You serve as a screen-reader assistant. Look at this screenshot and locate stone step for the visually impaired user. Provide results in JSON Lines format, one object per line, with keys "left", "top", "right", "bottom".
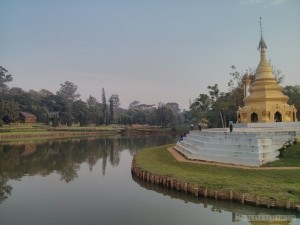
{"left": 175, "top": 144, "right": 264, "bottom": 166}
{"left": 177, "top": 141, "right": 279, "bottom": 161}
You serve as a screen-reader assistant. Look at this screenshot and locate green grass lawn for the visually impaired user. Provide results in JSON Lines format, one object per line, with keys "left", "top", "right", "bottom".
{"left": 0, "top": 123, "right": 118, "bottom": 142}
{"left": 263, "top": 143, "right": 300, "bottom": 167}
{"left": 135, "top": 144, "right": 300, "bottom": 203}
{"left": 0, "top": 123, "right": 116, "bottom": 132}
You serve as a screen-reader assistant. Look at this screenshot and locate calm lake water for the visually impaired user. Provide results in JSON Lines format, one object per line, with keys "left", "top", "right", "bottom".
{"left": 0, "top": 134, "right": 299, "bottom": 225}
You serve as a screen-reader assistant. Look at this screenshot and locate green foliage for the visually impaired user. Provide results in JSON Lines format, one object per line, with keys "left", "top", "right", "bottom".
{"left": 0, "top": 66, "right": 13, "bottom": 92}
{"left": 0, "top": 120, "right": 3, "bottom": 126}
{"left": 79, "top": 113, "right": 88, "bottom": 127}
{"left": 108, "top": 94, "right": 120, "bottom": 124}
{"left": 284, "top": 85, "right": 300, "bottom": 120}
{"left": 35, "top": 106, "right": 49, "bottom": 123}
{"left": 190, "top": 85, "right": 231, "bottom": 127}
{"left": 56, "top": 81, "right": 80, "bottom": 103}
{"left": 0, "top": 100, "right": 19, "bottom": 123}
{"left": 52, "top": 115, "right": 60, "bottom": 127}
{"left": 72, "top": 100, "right": 88, "bottom": 124}
{"left": 96, "top": 115, "right": 104, "bottom": 126}
{"left": 102, "top": 88, "right": 107, "bottom": 124}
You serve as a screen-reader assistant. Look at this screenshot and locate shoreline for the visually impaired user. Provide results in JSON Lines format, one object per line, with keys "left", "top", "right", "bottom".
{"left": 0, "top": 130, "right": 118, "bottom": 142}
{"left": 0, "top": 125, "right": 185, "bottom": 142}
{"left": 132, "top": 146, "right": 300, "bottom": 211}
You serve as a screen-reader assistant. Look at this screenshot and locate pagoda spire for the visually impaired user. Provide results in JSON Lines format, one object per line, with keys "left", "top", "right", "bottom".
{"left": 257, "top": 17, "right": 268, "bottom": 65}
{"left": 258, "top": 17, "right": 267, "bottom": 51}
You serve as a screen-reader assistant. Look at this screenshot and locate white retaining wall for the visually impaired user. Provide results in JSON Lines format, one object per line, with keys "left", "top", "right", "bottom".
{"left": 175, "top": 125, "right": 300, "bottom": 167}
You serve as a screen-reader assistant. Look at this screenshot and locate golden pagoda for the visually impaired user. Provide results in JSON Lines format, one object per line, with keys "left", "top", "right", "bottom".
{"left": 237, "top": 19, "right": 297, "bottom": 123}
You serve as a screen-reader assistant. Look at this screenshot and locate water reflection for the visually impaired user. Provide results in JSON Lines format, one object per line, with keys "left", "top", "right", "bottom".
{"left": 1, "top": 134, "right": 299, "bottom": 225}
{"left": 0, "top": 134, "right": 177, "bottom": 203}
{"left": 132, "top": 172, "right": 300, "bottom": 225}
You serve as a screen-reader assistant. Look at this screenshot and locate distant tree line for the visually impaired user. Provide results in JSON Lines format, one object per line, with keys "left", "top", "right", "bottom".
{"left": 0, "top": 66, "right": 191, "bottom": 127}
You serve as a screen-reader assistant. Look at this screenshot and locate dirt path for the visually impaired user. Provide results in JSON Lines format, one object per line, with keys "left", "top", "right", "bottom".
{"left": 167, "top": 147, "right": 300, "bottom": 170}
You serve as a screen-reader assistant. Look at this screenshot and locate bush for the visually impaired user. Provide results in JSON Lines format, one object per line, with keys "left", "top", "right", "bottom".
{"left": 0, "top": 119, "right": 3, "bottom": 126}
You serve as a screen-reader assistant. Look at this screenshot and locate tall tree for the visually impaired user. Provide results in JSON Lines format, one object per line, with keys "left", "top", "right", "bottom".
{"left": 108, "top": 94, "right": 120, "bottom": 123}
{"left": 56, "top": 81, "right": 80, "bottom": 103}
{"left": 56, "top": 81, "right": 79, "bottom": 125}
{"left": 86, "top": 95, "right": 103, "bottom": 124}
{"left": 0, "top": 66, "right": 13, "bottom": 93}
{"left": 101, "top": 88, "right": 107, "bottom": 124}
{"left": 109, "top": 97, "right": 114, "bottom": 124}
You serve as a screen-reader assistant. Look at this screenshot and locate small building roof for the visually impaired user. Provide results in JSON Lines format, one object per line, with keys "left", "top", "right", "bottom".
{"left": 19, "top": 112, "right": 37, "bottom": 118}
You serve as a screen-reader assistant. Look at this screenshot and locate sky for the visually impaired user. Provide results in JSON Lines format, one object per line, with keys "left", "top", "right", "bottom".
{"left": 1, "top": 0, "right": 300, "bottom": 110}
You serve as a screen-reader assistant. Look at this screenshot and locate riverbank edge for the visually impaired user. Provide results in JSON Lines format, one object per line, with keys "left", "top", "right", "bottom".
{"left": 0, "top": 127, "right": 184, "bottom": 142}
{"left": 0, "top": 130, "right": 118, "bottom": 142}
{"left": 131, "top": 148, "right": 300, "bottom": 212}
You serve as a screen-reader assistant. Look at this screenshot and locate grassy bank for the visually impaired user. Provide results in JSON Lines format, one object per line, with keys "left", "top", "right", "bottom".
{"left": 134, "top": 144, "right": 300, "bottom": 204}
{"left": 263, "top": 143, "right": 300, "bottom": 167}
{"left": 0, "top": 123, "right": 118, "bottom": 142}
{"left": 0, "top": 123, "right": 182, "bottom": 142}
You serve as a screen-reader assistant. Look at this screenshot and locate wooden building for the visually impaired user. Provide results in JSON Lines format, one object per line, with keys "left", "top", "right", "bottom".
{"left": 19, "top": 112, "right": 37, "bottom": 123}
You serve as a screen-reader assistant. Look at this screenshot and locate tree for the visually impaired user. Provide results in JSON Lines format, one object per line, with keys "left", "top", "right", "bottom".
{"left": 39, "top": 89, "right": 54, "bottom": 98}
{"left": 6, "top": 88, "right": 42, "bottom": 119}
{"left": 127, "top": 101, "right": 156, "bottom": 125}
{"left": 128, "top": 101, "right": 145, "bottom": 124}
{"left": 190, "top": 93, "right": 210, "bottom": 124}
{"left": 269, "top": 61, "right": 285, "bottom": 84}
{"left": 181, "top": 109, "right": 192, "bottom": 126}
{"left": 72, "top": 100, "right": 89, "bottom": 126}
{"left": 102, "top": 88, "right": 108, "bottom": 124}
{"left": 211, "top": 92, "right": 233, "bottom": 128}
{"left": 35, "top": 106, "right": 49, "bottom": 124}
{"left": 86, "top": 96, "right": 103, "bottom": 125}
{"left": 87, "top": 95, "right": 98, "bottom": 109}
{"left": 225, "top": 66, "right": 257, "bottom": 123}
{"left": 166, "top": 102, "right": 182, "bottom": 126}
{"left": 56, "top": 81, "right": 80, "bottom": 103}
{"left": 0, "top": 66, "right": 13, "bottom": 93}
{"left": 109, "top": 97, "right": 114, "bottom": 124}
{"left": 284, "top": 85, "right": 300, "bottom": 120}
{"left": 108, "top": 94, "right": 120, "bottom": 123}
{"left": 190, "top": 84, "right": 231, "bottom": 128}
{"left": 156, "top": 102, "right": 175, "bottom": 127}
{"left": 0, "top": 100, "right": 19, "bottom": 123}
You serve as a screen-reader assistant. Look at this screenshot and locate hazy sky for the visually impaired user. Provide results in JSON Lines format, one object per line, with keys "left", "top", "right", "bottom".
{"left": 1, "top": 0, "right": 299, "bottom": 110}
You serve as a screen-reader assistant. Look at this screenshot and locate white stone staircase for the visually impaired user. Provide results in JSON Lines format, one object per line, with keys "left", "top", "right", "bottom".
{"left": 175, "top": 125, "right": 300, "bottom": 166}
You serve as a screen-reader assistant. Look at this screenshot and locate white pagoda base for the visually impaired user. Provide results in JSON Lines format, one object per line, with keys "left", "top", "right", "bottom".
{"left": 175, "top": 123, "right": 300, "bottom": 167}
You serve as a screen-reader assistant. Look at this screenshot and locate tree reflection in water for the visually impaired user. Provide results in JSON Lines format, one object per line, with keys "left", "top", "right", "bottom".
{"left": 0, "top": 134, "right": 177, "bottom": 203}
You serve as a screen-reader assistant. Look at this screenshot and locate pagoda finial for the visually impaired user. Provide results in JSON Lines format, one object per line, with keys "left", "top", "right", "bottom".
{"left": 258, "top": 17, "right": 267, "bottom": 51}
{"left": 259, "top": 16, "right": 262, "bottom": 36}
